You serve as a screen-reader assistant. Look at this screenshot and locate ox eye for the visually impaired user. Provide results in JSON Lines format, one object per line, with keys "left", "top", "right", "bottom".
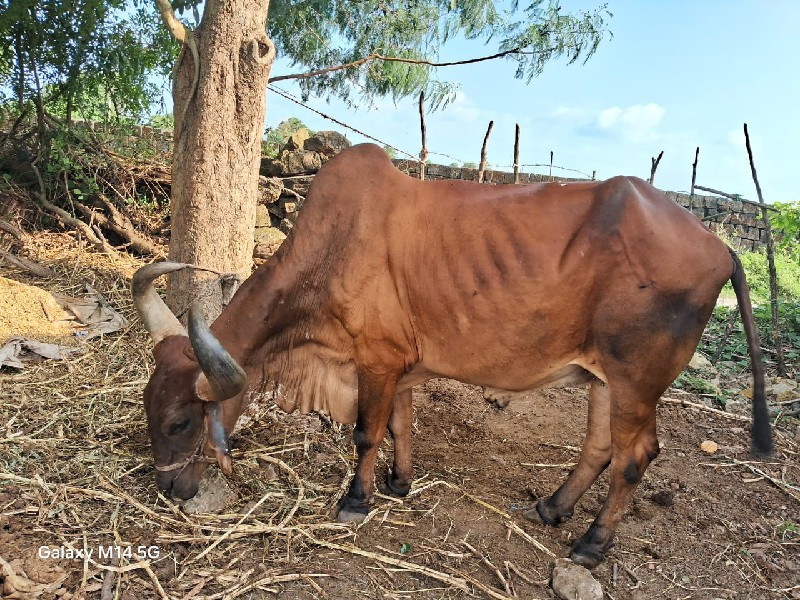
{"left": 167, "top": 418, "right": 191, "bottom": 436}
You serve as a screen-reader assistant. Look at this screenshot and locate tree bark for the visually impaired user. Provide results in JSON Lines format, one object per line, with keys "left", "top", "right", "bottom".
{"left": 162, "top": 0, "right": 275, "bottom": 319}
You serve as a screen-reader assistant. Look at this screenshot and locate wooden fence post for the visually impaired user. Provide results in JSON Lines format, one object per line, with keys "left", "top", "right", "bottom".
{"left": 649, "top": 150, "right": 664, "bottom": 184}
{"left": 418, "top": 91, "right": 427, "bottom": 181}
{"left": 744, "top": 123, "right": 786, "bottom": 376}
{"left": 478, "top": 120, "right": 494, "bottom": 183}
{"left": 513, "top": 124, "right": 520, "bottom": 184}
{"left": 689, "top": 146, "right": 700, "bottom": 214}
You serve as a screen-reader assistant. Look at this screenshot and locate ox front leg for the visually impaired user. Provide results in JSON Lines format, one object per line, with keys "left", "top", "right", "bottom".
{"left": 386, "top": 388, "right": 414, "bottom": 496}
{"left": 336, "top": 369, "right": 398, "bottom": 523}
{"left": 570, "top": 387, "right": 660, "bottom": 568}
{"left": 527, "top": 380, "right": 611, "bottom": 527}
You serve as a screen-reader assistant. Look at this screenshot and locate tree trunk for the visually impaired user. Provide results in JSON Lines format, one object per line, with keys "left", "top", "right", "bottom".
{"left": 166, "top": 0, "right": 274, "bottom": 319}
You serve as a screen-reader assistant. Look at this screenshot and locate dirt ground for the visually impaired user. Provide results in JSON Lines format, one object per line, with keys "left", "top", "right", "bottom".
{"left": 1, "top": 235, "right": 798, "bottom": 599}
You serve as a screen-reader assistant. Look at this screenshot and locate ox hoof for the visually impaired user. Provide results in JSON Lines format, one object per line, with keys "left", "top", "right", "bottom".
{"left": 335, "top": 498, "right": 369, "bottom": 524}
{"left": 385, "top": 472, "right": 412, "bottom": 497}
{"left": 569, "top": 547, "right": 605, "bottom": 569}
{"left": 524, "top": 498, "right": 571, "bottom": 527}
{"left": 570, "top": 533, "right": 613, "bottom": 569}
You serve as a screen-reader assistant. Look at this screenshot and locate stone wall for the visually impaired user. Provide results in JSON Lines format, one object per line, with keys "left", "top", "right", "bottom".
{"left": 68, "top": 119, "right": 173, "bottom": 155}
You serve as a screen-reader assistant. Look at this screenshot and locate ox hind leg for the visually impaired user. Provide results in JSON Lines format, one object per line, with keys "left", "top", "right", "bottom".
{"left": 567, "top": 295, "right": 712, "bottom": 567}
{"left": 525, "top": 379, "right": 612, "bottom": 526}
{"left": 386, "top": 388, "right": 414, "bottom": 496}
{"left": 568, "top": 377, "right": 661, "bottom": 568}
{"left": 337, "top": 368, "right": 399, "bottom": 523}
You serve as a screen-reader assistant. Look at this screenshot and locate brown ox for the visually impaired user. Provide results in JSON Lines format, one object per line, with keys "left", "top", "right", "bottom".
{"left": 132, "top": 143, "right": 771, "bottom": 567}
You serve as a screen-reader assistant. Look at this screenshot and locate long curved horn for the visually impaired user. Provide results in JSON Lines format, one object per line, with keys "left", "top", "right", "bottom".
{"left": 131, "top": 262, "right": 189, "bottom": 344}
{"left": 187, "top": 301, "right": 247, "bottom": 402}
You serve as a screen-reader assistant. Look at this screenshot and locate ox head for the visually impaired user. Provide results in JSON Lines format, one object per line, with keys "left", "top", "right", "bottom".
{"left": 132, "top": 262, "right": 246, "bottom": 499}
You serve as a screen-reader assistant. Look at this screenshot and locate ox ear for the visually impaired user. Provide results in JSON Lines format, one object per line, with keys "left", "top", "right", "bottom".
{"left": 131, "top": 262, "right": 188, "bottom": 345}
{"left": 187, "top": 301, "right": 247, "bottom": 403}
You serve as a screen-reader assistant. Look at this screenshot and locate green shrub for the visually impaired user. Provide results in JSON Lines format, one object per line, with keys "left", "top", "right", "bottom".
{"left": 771, "top": 201, "right": 800, "bottom": 259}
{"left": 737, "top": 250, "right": 800, "bottom": 302}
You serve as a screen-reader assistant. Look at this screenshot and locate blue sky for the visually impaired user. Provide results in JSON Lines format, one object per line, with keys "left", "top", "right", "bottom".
{"left": 263, "top": 0, "right": 799, "bottom": 203}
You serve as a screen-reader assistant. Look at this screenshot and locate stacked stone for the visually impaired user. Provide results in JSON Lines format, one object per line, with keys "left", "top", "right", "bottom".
{"left": 667, "top": 192, "right": 766, "bottom": 250}
{"left": 253, "top": 130, "right": 352, "bottom": 262}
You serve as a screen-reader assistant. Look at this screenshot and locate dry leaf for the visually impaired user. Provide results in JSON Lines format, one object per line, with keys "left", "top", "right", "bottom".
{"left": 0, "top": 337, "right": 83, "bottom": 370}
{"left": 54, "top": 283, "right": 128, "bottom": 338}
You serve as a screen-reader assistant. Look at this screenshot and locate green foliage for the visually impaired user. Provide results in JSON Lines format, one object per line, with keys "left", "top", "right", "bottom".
{"left": 700, "top": 302, "right": 800, "bottom": 372}
{"left": 1, "top": 1, "right": 610, "bottom": 122}
{"left": 383, "top": 145, "right": 398, "bottom": 159}
{"left": 771, "top": 201, "right": 800, "bottom": 259}
{"left": 737, "top": 250, "right": 800, "bottom": 302}
{"left": 147, "top": 114, "right": 175, "bottom": 129}
{"left": 266, "top": 0, "right": 611, "bottom": 108}
{"left": 262, "top": 117, "right": 314, "bottom": 158}
{"left": 0, "top": 0, "right": 176, "bottom": 121}
{"left": 672, "top": 371, "right": 720, "bottom": 396}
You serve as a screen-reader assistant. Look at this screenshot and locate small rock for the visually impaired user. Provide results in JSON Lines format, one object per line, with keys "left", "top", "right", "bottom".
{"left": 279, "top": 218, "right": 294, "bottom": 234}
{"left": 303, "top": 130, "right": 351, "bottom": 157}
{"left": 688, "top": 352, "right": 712, "bottom": 370}
{"left": 700, "top": 440, "right": 719, "bottom": 454}
{"left": 259, "top": 176, "right": 284, "bottom": 204}
{"left": 551, "top": 558, "right": 603, "bottom": 600}
{"left": 769, "top": 380, "right": 799, "bottom": 402}
{"left": 255, "top": 204, "right": 272, "bottom": 228}
{"left": 254, "top": 226, "right": 286, "bottom": 246}
{"left": 181, "top": 469, "right": 236, "bottom": 514}
{"left": 283, "top": 128, "right": 310, "bottom": 151}
{"left": 649, "top": 490, "right": 675, "bottom": 507}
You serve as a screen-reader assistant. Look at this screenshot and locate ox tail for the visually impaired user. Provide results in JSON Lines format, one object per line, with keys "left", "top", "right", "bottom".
{"left": 728, "top": 248, "right": 773, "bottom": 456}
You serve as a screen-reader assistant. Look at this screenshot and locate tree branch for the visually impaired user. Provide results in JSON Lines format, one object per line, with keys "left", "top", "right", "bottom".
{"left": 154, "top": 0, "right": 188, "bottom": 44}
{"left": 154, "top": 0, "right": 199, "bottom": 135}
{"left": 268, "top": 47, "right": 559, "bottom": 83}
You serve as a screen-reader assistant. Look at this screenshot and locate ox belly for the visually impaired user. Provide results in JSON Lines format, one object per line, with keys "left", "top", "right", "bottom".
{"left": 480, "top": 363, "right": 596, "bottom": 408}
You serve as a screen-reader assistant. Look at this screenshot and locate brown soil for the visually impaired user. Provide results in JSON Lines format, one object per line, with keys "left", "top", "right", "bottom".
{"left": 1, "top": 234, "right": 798, "bottom": 600}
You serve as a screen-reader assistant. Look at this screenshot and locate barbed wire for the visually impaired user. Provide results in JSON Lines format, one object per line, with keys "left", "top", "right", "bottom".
{"left": 267, "top": 84, "right": 595, "bottom": 179}
{"left": 267, "top": 85, "right": 419, "bottom": 160}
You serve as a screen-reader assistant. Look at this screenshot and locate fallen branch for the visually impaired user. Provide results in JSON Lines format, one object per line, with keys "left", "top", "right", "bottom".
{"left": 730, "top": 458, "right": 800, "bottom": 503}
{"left": 462, "top": 539, "right": 512, "bottom": 596}
{"left": 693, "top": 185, "right": 777, "bottom": 211}
{"left": 0, "top": 249, "right": 55, "bottom": 278}
{"left": 0, "top": 218, "right": 25, "bottom": 242}
{"left": 661, "top": 397, "right": 750, "bottom": 422}
{"left": 71, "top": 192, "right": 162, "bottom": 256}
{"left": 298, "top": 531, "right": 470, "bottom": 593}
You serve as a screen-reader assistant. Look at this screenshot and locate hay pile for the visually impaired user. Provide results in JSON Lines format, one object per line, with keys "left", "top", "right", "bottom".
{"left": 0, "top": 276, "right": 74, "bottom": 343}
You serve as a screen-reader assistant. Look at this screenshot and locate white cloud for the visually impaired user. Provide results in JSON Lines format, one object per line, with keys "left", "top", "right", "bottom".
{"left": 594, "top": 103, "right": 666, "bottom": 142}
{"left": 550, "top": 106, "right": 591, "bottom": 121}
{"left": 442, "top": 90, "right": 481, "bottom": 124}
